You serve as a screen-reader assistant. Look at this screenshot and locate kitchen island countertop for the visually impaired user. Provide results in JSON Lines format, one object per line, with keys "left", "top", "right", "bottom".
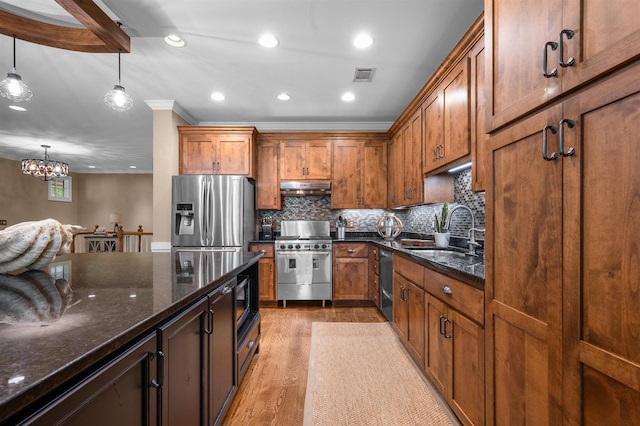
{"left": 0, "top": 250, "right": 261, "bottom": 422}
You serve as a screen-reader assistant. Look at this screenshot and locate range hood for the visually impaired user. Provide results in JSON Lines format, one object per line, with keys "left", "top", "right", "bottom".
{"left": 280, "top": 181, "right": 331, "bottom": 196}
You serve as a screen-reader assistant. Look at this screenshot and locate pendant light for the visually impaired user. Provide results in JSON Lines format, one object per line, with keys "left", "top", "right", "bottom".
{"left": 21, "top": 145, "right": 69, "bottom": 181}
{"left": 0, "top": 35, "right": 33, "bottom": 103}
{"left": 104, "top": 47, "right": 133, "bottom": 112}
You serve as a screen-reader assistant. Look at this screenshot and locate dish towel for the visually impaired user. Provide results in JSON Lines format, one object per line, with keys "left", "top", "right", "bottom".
{"left": 295, "top": 252, "right": 314, "bottom": 285}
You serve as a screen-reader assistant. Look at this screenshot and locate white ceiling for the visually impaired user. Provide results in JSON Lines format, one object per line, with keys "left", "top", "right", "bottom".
{"left": 0, "top": 0, "right": 484, "bottom": 174}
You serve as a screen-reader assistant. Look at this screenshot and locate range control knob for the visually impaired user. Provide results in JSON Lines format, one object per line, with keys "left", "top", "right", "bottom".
{"left": 314, "top": 244, "right": 320, "bottom": 249}
{"left": 287, "top": 244, "right": 293, "bottom": 249}
{"left": 295, "top": 244, "right": 301, "bottom": 249}
{"left": 279, "top": 244, "right": 286, "bottom": 249}
{"left": 321, "top": 244, "right": 327, "bottom": 249}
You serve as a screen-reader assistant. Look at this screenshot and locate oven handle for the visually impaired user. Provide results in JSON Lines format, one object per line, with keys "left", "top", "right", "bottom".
{"left": 276, "top": 251, "right": 332, "bottom": 256}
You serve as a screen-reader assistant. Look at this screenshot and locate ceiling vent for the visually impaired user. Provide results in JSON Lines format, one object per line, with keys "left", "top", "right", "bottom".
{"left": 353, "top": 67, "right": 375, "bottom": 82}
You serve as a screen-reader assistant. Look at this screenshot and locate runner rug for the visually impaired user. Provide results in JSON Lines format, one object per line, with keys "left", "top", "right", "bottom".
{"left": 303, "top": 322, "right": 457, "bottom": 426}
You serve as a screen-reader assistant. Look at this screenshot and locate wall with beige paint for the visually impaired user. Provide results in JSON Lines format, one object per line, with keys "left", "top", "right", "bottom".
{"left": 0, "top": 157, "right": 152, "bottom": 232}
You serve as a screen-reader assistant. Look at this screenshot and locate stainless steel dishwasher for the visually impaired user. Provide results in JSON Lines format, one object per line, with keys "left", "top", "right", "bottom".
{"left": 379, "top": 249, "right": 393, "bottom": 321}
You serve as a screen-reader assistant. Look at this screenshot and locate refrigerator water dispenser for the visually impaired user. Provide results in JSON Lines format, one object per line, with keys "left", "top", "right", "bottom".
{"left": 175, "top": 203, "right": 195, "bottom": 235}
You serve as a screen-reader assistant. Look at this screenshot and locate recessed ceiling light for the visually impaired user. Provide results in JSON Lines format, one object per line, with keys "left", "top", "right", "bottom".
{"left": 353, "top": 33, "right": 373, "bottom": 49}
{"left": 9, "top": 105, "right": 26, "bottom": 111}
{"left": 87, "top": 165, "right": 96, "bottom": 169}
{"left": 277, "top": 93, "right": 291, "bottom": 101}
{"left": 259, "top": 33, "right": 279, "bottom": 48}
{"left": 341, "top": 92, "right": 356, "bottom": 102}
{"left": 164, "top": 34, "right": 186, "bottom": 48}
{"left": 211, "top": 91, "right": 225, "bottom": 101}
{"left": 129, "top": 165, "right": 137, "bottom": 169}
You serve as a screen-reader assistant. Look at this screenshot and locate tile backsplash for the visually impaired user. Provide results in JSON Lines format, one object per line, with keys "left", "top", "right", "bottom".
{"left": 259, "top": 169, "right": 485, "bottom": 239}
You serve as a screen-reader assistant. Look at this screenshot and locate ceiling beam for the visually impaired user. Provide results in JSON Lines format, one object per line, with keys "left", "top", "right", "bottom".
{"left": 0, "top": 0, "right": 129, "bottom": 53}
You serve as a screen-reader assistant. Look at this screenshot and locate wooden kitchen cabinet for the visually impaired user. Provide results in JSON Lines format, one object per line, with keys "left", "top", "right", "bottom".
{"left": 255, "top": 139, "right": 280, "bottom": 210}
{"left": 486, "top": 0, "right": 640, "bottom": 131}
{"left": 392, "top": 255, "right": 426, "bottom": 366}
{"left": 469, "top": 35, "right": 488, "bottom": 192}
{"left": 26, "top": 333, "right": 158, "bottom": 426}
{"left": 279, "top": 140, "right": 332, "bottom": 180}
{"left": 387, "top": 131, "right": 404, "bottom": 208}
{"left": 332, "top": 243, "right": 369, "bottom": 301}
{"left": 423, "top": 267, "right": 484, "bottom": 426}
{"left": 402, "top": 110, "right": 423, "bottom": 204}
{"left": 423, "top": 57, "right": 470, "bottom": 174}
{"left": 179, "top": 127, "right": 256, "bottom": 177}
{"left": 250, "top": 243, "right": 276, "bottom": 303}
{"left": 331, "top": 139, "right": 387, "bottom": 209}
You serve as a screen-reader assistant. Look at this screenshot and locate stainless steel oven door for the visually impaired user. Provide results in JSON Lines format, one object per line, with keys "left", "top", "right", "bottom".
{"left": 276, "top": 251, "right": 331, "bottom": 285}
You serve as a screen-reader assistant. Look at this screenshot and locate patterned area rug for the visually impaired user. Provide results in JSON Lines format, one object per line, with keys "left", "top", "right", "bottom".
{"left": 303, "top": 322, "right": 458, "bottom": 426}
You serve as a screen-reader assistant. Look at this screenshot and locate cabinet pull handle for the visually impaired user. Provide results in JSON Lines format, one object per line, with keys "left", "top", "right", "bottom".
{"left": 248, "top": 340, "right": 256, "bottom": 349}
{"left": 441, "top": 285, "right": 453, "bottom": 295}
{"left": 559, "top": 118, "right": 575, "bottom": 157}
{"left": 542, "top": 125, "right": 558, "bottom": 161}
{"left": 543, "top": 41, "right": 558, "bottom": 78}
{"left": 443, "top": 318, "right": 452, "bottom": 339}
{"left": 151, "top": 351, "right": 165, "bottom": 389}
{"left": 347, "top": 248, "right": 356, "bottom": 253}
{"left": 204, "top": 308, "right": 214, "bottom": 334}
{"left": 434, "top": 146, "right": 439, "bottom": 161}
{"left": 269, "top": 263, "right": 273, "bottom": 272}
{"left": 222, "top": 285, "right": 233, "bottom": 295}
{"left": 439, "top": 315, "right": 445, "bottom": 335}
{"left": 273, "top": 197, "right": 277, "bottom": 205}
{"left": 558, "top": 29, "right": 575, "bottom": 67}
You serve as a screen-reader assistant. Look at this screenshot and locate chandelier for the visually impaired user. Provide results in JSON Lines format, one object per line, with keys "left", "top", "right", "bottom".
{"left": 22, "top": 145, "right": 69, "bottom": 181}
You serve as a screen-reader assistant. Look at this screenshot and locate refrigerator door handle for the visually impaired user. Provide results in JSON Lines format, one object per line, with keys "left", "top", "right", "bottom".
{"left": 201, "top": 178, "right": 209, "bottom": 246}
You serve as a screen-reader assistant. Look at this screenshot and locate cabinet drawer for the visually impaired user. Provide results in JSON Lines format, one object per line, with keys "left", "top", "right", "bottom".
{"left": 393, "top": 255, "right": 424, "bottom": 288}
{"left": 334, "top": 243, "right": 368, "bottom": 257}
{"left": 250, "top": 243, "right": 274, "bottom": 257}
{"left": 423, "top": 267, "right": 483, "bottom": 324}
{"left": 237, "top": 317, "right": 260, "bottom": 379}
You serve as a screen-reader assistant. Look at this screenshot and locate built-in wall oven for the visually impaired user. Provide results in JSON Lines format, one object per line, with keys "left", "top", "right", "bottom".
{"left": 275, "top": 221, "right": 332, "bottom": 307}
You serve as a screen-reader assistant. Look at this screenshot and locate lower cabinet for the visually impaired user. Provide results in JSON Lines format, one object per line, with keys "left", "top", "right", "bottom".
{"left": 24, "top": 333, "right": 159, "bottom": 426}
{"left": 332, "top": 243, "right": 369, "bottom": 301}
{"left": 393, "top": 271, "right": 425, "bottom": 366}
{"left": 369, "top": 245, "right": 380, "bottom": 307}
{"left": 158, "top": 279, "right": 236, "bottom": 426}
{"left": 249, "top": 243, "right": 276, "bottom": 303}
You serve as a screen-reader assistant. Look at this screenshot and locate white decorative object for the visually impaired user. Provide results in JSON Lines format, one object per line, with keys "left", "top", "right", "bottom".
{"left": 0, "top": 219, "right": 83, "bottom": 273}
{"left": 434, "top": 232, "right": 451, "bottom": 248}
{"left": 376, "top": 213, "right": 403, "bottom": 241}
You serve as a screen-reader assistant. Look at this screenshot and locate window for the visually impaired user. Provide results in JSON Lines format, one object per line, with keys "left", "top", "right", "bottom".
{"left": 48, "top": 176, "right": 72, "bottom": 202}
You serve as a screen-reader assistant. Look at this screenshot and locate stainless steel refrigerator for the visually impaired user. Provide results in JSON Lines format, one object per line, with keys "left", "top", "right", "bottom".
{"left": 171, "top": 175, "right": 255, "bottom": 250}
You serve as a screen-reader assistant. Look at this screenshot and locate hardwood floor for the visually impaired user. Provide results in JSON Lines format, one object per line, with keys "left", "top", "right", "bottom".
{"left": 222, "top": 302, "right": 387, "bottom": 425}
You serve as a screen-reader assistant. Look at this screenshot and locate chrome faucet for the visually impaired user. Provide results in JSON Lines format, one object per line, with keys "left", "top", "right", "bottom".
{"left": 445, "top": 205, "right": 485, "bottom": 256}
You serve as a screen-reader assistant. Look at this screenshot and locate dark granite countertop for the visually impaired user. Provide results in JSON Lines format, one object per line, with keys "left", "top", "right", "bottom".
{"left": 0, "top": 250, "right": 261, "bottom": 421}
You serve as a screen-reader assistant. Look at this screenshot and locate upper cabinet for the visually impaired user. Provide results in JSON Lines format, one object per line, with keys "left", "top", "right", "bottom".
{"left": 387, "top": 132, "right": 404, "bottom": 208}
{"left": 469, "top": 35, "right": 488, "bottom": 192}
{"left": 255, "top": 139, "right": 280, "bottom": 210}
{"left": 388, "top": 110, "right": 423, "bottom": 208}
{"left": 179, "top": 127, "right": 256, "bottom": 177}
{"left": 423, "top": 57, "right": 471, "bottom": 174}
{"left": 279, "top": 140, "right": 332, "bottom": 180}
{"left": 332, "top": 138, "right": 387, "bottom": 209}
{"left": 486, "top": 0, "right": 640, "bottom": 131}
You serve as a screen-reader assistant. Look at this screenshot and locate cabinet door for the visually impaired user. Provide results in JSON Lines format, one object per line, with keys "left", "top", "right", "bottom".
{"left": 425, "top": 293, "right": 449, "bottom": 396}
{"left": 392, "top": 272, "right": 409, "bottom": 342}
{"left": 217, "top": 134, "right": 251, "bottom": 175}
{"left": 405, "top": 280, "right": 425, "bottom": 367}
{"left": 486, "top": 0, "right": 563, "bottom": 131}
{"left": 331, "top": 140, "right": 361, "bottom": 208}
{"left": 258, "top": 257, "right": 276, "bottom": 302}
{"left": 279, "top": 141, "right": 306, "bottom": 179}
{"left": 449, "top": 309, "right": 484, "bottom": 426}
{"left": 423, "top": 91, "right": 444, "bottom": 173}
{"left": 442, "top": 58, "right": 470, "bottom": 163}
{"left": 562, "top": 0, "right": 640, "bottom": 94}
{"left": 388, "top": 132, "right": 404, "bottom": 208}
{"left": 306, "top": 140, "right": 332, "bottom": 179}
{"left": 563, "top": 62, "right": 640, "bottom": 425}
{"left": 362, "top": 141, "right": 387, "bottom": 208}
{"left": 333, "top": 257, "right": 368, "bottom": 300}
{"left": 180, "top": 132, "right": 216, "bottom": 174}
{"left": 158, "top": 298, "right": 208, "bottom": 426}
{"left": 208, "top": 286, "right": 236, "bottom": 426}
{"left": 487, "top": 104, "right": 564, "bottom": 425}
{"left": 403, "top": 110, "right": 422, "bottom": 204}
{"left": 469, "top": 36, "right": 489, "bottom": 192}
{"left": 256, "top": 141, "right": 280, "bottom": 209}
{"left": 28, "top": 334, "right": 158, "bottom": 426}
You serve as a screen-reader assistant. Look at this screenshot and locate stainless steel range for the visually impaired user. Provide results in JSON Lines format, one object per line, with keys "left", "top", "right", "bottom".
{"left": 276, "top": 221, "right": 332, "bottom": 307}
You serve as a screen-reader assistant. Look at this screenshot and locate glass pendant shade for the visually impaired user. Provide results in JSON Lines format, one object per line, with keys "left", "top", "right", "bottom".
{"left": 104, "top": 49, "right": 133, "bottom": 112}
{"left": 21, "top": 145, "right": 69, "bottom": 181}
{"left": 0, "top": 36, "right": 33, "bottom": 103}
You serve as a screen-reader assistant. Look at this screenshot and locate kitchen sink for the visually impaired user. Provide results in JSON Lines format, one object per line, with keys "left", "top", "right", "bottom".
{"left": 408, "top": 248, "right": 484, "bottom": 265}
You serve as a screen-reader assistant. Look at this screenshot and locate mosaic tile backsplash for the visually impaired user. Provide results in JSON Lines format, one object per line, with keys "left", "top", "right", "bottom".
{"left": 258, "top": 169, "right": 485, "bottom": 240}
